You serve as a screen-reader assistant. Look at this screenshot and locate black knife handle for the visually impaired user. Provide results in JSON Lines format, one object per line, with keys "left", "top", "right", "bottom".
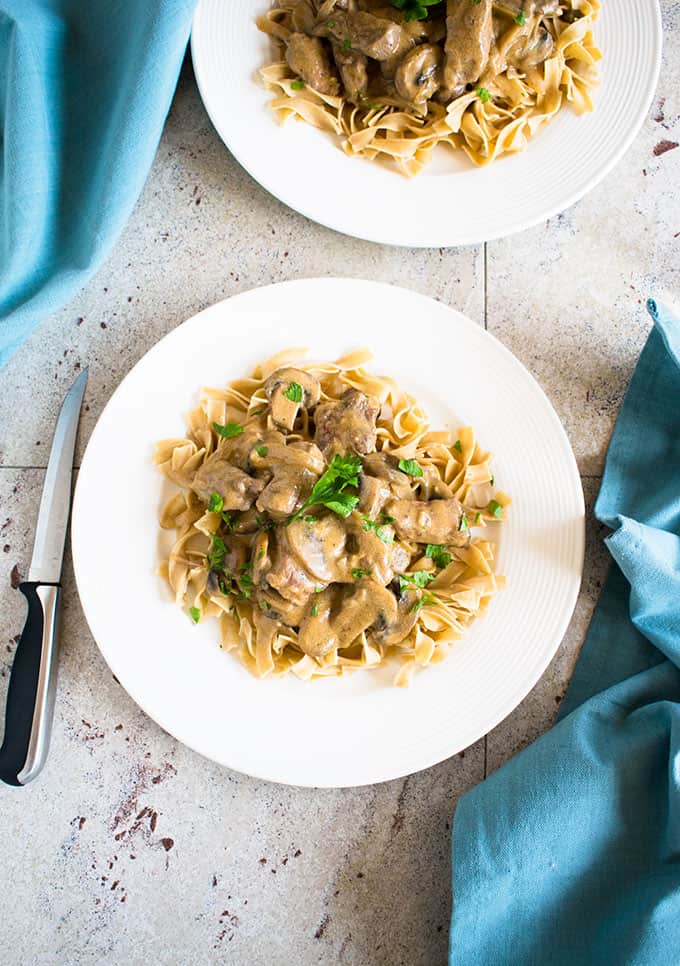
{"left": 0, "top": 582, "right": 62, "bottom": 786}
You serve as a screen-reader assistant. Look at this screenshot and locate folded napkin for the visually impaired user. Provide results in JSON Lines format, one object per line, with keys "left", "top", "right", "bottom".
{"left": 0, "top": 0, "right": 196, "bottom": 368}
{"left": 450, "top": 299, "right": 680, "bottom": 965}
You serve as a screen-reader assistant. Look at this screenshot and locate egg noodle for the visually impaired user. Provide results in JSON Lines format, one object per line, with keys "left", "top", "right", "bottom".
{"left": 258, "top": 0, "right": 601, "bottom": 176}
{"left": 155, "top": 349, "right": 509, "bottom": 687}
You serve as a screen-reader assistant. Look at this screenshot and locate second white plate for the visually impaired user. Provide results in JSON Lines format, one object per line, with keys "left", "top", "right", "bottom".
{"left": 191, "top": 0, "right": 661, "bottom": 247}
{"left": 72, "top": 279, "right": 584, "bottom": 787}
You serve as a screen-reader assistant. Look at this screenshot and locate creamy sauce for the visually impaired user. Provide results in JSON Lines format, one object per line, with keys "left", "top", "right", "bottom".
{"left": 189, "top": 365, "right": 469, "bottom": 657}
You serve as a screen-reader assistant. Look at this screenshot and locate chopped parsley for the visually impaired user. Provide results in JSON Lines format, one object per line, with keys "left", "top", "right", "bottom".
{"left": 289, "top": 453, "right": 361, "bottom": 522}
{"left": 515, "top": 11, "right": 526, "bottom": 25}
{"left": 283, "top": 381, "right": 303, "bottom": 403}
{"left": 399, "top": 571, "right": 436, "bottom": 593}
{"left": 398, "top": 458, "right": 423, "bottom": 478}
{"left": 352, "top": 568, "right": 372, "bottom": 580}
{"left": 488, "top": 499, "right": 504, "bottom": 519}
{"left": 221, "top": 510, "right": 240, "bottom": 531}
{"left": 315, "top": 584, "right": 324, "bottom": 593}
{"left": 212, "top": 421, "right": 243, "bottom": 438}
{"left": 391, "top": 0, "right": 443, "bottom": 21}
{"left": 412, "top": 592, "right": 437, "bottom": 614}
{"left": 208, "top": 492, "right": 223, "bottom": 513}
{"left": 477, "top": 87, "right": 491, "bottom": 103}
{"left": 207, "top": 534, "right": 227, "bottom": 571}
{"left": 425, "top": 544, "right": 452, "bottom": 569}
{"left": 189, "top": 606, "right": 201, "bottom": 624}
{"left": 454, "top": 439, "right": 463, "bottom": 453}
{"left": 459, "top": 512, "right": 470, "bottom": 534}
{"left": 311, "top": 603, "right": 319, "bottom": 617}
{"left": 474, "top": 511, "right": 482, "bottom": 524}
{"left": 342, "top": 37, "right": 351, "bottom": 50}
{"left": 326, "top": 18, "right": 335, "bottom": 27}
{"left": 255, "top": 445, "right": 268, "bottom": 457}
{"left": 301, "top": 515, "right": 318, "bottom": 524}
{"left": 218, "top": 578, "right": 231, "bottom": 596}
{"left": 257, "top": 549, "right": 265, "bottom": 560}
{"left": 362, "top": 516, "right": 393, "bottom": 544}
{"left": 290, "top": 79, "right": 305, "bottom": 91}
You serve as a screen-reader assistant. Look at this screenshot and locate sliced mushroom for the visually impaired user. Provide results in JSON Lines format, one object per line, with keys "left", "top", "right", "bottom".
{"left": 362, "top": 452, "right": 414, "bottom": 501}
{"left": 394, "top": 43, "right": 442, "bottom": 103}
{"left": 253, "top": 439, "right": 324, "bottom": 521}
{"left": 264, "top": 367, "right": 321, "bottom": 433}
{"left": 386, "top": 497, "right": 469, "bottom": 546}
{"left": 358, "top": 473, "right": 391, "bottom": 517}
{"left": 285, "top": 34, "right": 340, "bottom": 96}
{"left": 508, "top": 25, "right": 554, "bottom": 69}
{"left": 287, "top": 515, "right": 348, "bottom": 583}
{"left": 419, "top": 465, "right": 454, "bottom": 501}
{"left": 371, "top": 581, "right": 419, "bottom": 646}
{"left": 191, "top": 453, "right": 265, "bottom": 509}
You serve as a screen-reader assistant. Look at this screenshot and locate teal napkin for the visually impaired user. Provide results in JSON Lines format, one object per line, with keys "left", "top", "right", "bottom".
{"left": 450, "top": 299, "right": 680, "bottom": 965}
{"left": 0, "top": 0, "right": 196, "bottom": 367}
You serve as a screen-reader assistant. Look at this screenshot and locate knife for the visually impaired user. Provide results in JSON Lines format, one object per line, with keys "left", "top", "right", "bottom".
{"left": 0, "top": 368, "right": 88, "bottom": 786}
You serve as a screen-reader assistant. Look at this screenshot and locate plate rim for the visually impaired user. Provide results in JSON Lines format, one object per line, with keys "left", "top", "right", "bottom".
{"left": 190, "top": 0, "right": 663, "bottom": 248}
{"left": 72, "top": 278, "right": 585, "bottom": 787}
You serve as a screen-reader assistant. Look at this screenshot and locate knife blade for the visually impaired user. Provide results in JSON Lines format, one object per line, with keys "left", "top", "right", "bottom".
{"left": 0, "top": 368, "right": 88, "bottom": 786}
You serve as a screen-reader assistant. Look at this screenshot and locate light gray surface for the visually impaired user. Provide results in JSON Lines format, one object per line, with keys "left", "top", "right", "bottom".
{"left": 1, "top": 5, "right": 679, "bottom": 961}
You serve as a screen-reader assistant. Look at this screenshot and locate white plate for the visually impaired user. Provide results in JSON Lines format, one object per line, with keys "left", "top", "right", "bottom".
{"left": 72, "top": 279, "right": 584, "bottom": 787}
{"left": 191, "top": 0, "right": 661, "bottom": 248}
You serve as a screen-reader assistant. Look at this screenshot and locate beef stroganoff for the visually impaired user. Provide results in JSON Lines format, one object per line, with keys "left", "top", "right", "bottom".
{"left": 258, "top": 0, "right": 601, "bottom": 175}
{"left": 155, "top": 350, "right": 509, "bottom": 686}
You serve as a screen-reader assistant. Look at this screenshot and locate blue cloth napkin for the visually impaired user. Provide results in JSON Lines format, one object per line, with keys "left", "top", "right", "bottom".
{"left": 450, "top": 298, "right": 680, "bottom": 966}
{"left": 0, "top": 0, "right": 196, "bottom": 368}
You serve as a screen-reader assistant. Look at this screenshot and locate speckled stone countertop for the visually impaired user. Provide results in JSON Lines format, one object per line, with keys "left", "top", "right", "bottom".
{"left": 1, "top": 7, "right": 679, "bottom": 963}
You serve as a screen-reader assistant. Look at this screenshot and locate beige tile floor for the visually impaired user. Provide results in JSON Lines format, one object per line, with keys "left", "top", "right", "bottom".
{"left": 1, "top": 8, "right": 679, "bottom": 962}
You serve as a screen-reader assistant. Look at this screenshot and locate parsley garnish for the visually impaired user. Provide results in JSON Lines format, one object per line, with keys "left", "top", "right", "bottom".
{"left": 222, "top": 510, "right": 240, "bottom": 531}
{"left": 289, "top": 453, "right": 361, "bottom": 522}
{"left": 213, "top": 421, "right": 243, "bottom": 438}
{"left": 290, "top": 79, "right": 305, "bottom": 91}
{"left": 391, "top": 0, "right": 443, "bottom": 21}
{"left": 352, "top": 568, "right": 372, "bottom": 580}
{"left": 477, "top": 87, "right": 490, "bottom": 103}
{"left": 315, "top": 584, "right": 324, "bottom": 593}
{"left": 459, "top": 513, "right": 470, "bottom": 534}
{"left": 207, "top": 534, "right": 227, "bottom": 571}
{"left": 208, "top": 492, "right": 223, "bottom": 513}
{"left": 189, "top": 606, "right": 201, "bottom": 624}
{"left": 326, "top": 19, "right": 335, "bottom": 27}
{"left": 426, "top": 544, "right": 452, "bottom": 569}
{"left": 302, "top": 515, "right": 318, "bottom": 523}
{"left": 399, "top": 571, "right": 435, "bottom": 593}
{"left": 362, "top": 517, "right": 393, "bottom": 544}
{"left": 412, "top": 592, "right": 437, "bottom": 613}
{"left": 515, "top": 11, "right": 526, "bottom": 25}
{"left": 342, "top": 37, "right": 351, "bottom": 50}
{"left": 257, "top": 549, "right": 265, "bottom": 560}
{"left": 488, "top": 499, "right": 503, "bottom": 519}
{"left": 218, "top": 578, "right": 231, "bottom": 596}
{"left": 454, "top": 439, "right": 462, "bottom": 453}
{"left": 283, "top": 381, "right": 303, "bottom": 403}
{"left": 255, "top": 445, "right": 268, "bottom": 457}
{"left": 311, "top": 603, "right": 319, "bottom": 617}
{"left": 398, "top": 458, "right": 423, "bottom": 478}
{"left": 474, "top": 511, "right": 482, "bottom": 524}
